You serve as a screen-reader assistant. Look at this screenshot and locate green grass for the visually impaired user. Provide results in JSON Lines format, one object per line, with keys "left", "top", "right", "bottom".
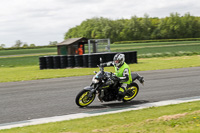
{"left": 0, "top": 47, "right": 56, "bottom": 56}
{"left": 1, "top": 41, "right": 200, "bottom": 68}
{"left": 0, "top": 41, "right": 200, "bottom": 132}
{"left": 0, "top": 55, "right": 200, "bottom": 82}
{"left": 0, "top": 56, "right": 39, "bottom": 67}
{"left": 136, "top": 44, "right": 200, "bottom": 55}
{"left": 112, "top": 40, "right": 200, "bottom": 47}
{"left": 113, "top": 43, "right": 200, "bottom": 54}
{"left": 138, "top": 51, "right": 200, "bottom": 58}
{"left": 0, "top": 41, "right": 200, "bottom": 82}
{"left": 1, "top": 50, "right": 199, "bottom": 68}
{"left": 1, "top": 41, "right": 200, "bottom": 57}
{"left": 1, "top": 100, "right": 199, "bottom": 133}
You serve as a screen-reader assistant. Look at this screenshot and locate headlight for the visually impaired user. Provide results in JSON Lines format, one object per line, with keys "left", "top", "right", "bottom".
{"left": 92, "top": 77, "right": 99, "bottom": 83}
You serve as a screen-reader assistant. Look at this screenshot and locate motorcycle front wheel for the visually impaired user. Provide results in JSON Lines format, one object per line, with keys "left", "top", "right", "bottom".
{"left": 75, "top": 90, "right": 96, "bottom": 107}
{"left": 123, "top": 83, "right": 139, "bottom": 102}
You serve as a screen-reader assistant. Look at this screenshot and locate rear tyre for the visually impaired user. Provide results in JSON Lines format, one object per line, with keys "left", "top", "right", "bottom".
{"left": 75, "top": 90, "right": 96, "bottom": 107}
{"left": 123, "top": 82, "right": 139, "bottom": 102}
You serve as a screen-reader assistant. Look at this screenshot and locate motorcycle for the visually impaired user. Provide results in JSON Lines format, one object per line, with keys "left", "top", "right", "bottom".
{"left": 75, "top": 58, "right": 144, "bottom": 107}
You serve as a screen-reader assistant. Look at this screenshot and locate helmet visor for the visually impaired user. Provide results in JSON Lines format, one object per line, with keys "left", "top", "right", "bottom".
{"left": 114, "top": 60, "right": 119, "bottom": 64}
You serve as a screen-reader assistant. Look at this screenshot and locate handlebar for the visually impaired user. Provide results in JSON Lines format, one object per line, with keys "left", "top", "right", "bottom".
{"left": 97, "top": 64, "right": 104, "bottom": 73}
{"left": 110, "top": 72, "right": 119, "bottom": 81}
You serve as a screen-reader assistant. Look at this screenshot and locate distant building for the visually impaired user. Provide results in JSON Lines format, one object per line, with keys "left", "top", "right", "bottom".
{"left": 56, "top": 37, "right": 88, "bottom": 55}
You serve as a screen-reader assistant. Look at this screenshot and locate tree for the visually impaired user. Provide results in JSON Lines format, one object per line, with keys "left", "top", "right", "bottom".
{"left": 128, "top": 15, "right": 143, "bottom": 40}
{"left": 0, "top": 44, "right": 6, "bottom": 49}
{"left": 182, "top": 13, "right": 200, "bottom": 38}
{"left": 13, "top": 40, "right": 23, "bottom": 47}
{"left": 64, "top": 13, "right": 200, "bottom": 42}
{"left": 30, "top": 44, "right": 36, "bottom": 47}
{"left": 167, "top": 12, "right": 183, "bottom": 38}
{"left": 141, "top": 14, "right": 152, "bottom": 39}
{"left": 22, "top": 43, "right": 29, "bottom": 48}
{"left": 150, "top": 18, "right": 161, "bottom": 39}
{"left": 49, "top": 41, "right": 58, "bottom": 46}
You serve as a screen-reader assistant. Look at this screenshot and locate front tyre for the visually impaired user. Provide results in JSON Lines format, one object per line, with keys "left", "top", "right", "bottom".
{"left": 123, "top": 83, "right": 139, "bottom": 102}
{"left": 75, "top": 90, "right": 96, "bottom": 107}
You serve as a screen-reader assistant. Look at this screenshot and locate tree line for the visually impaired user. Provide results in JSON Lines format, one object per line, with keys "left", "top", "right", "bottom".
{"left": 0, "top": 40, "right": 58, "bottom": 49}
{"left": 64, "top": 12, "right": 200, "bottom": 43}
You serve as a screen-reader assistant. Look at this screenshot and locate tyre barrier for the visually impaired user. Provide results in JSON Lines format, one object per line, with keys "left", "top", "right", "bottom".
{"left": 39, "top": 56, "right": 46, "bottom": 69}
{"left": 60, "top": 55, "right": 68, "bottom": 68}
{"left": 53, "top": 56, "right": 61, "bottom": 69}
{"left": 83, "top": 54, "right": 89, "bottom": 67}
{"left": 75, "top": 55, "right": 83, "bottom": 67}
{"left": 39, "top": 51, "right": 137, "bottom": 69}
{"left": 67, "top": 55, "right": 75, "bottom": 68}
{"left": 46, "top": 56, "right": 53, "bottom": 69}
{"left": 104, "top": 52, "right": 117, "bottom": 63}
{"left": 130, "top": 51, "right": 137, "bottom": 63}
{"left": 122, "top": 52, "right": 131, "bottom": 64}
{"left": 88, "top": 54, "right": 100, "bottom": 68}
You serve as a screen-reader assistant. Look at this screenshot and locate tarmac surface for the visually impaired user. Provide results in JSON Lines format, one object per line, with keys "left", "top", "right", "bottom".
{"left": 0, "top": 67, "right": 200, "bottom": 124}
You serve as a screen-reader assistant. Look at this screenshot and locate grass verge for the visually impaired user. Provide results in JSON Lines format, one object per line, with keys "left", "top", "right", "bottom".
{"left": 0, "top": 100, "right": 200, "bottom": 133}
{"left": 0, "top": 47, "right": 56, "bottom": 56}
{"left": 0, "top": 55, "right": 200, "bottom": 82}
{"left": 1, "top": 41, "right": 200, "bottom": 68}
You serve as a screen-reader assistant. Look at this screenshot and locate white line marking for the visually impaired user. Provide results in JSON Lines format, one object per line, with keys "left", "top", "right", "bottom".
{"left": 0, "top": 96, "right": 200, "bottom": 130}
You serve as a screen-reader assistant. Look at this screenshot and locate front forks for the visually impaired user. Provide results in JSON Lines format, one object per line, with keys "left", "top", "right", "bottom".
{"left": 88, "top": 83, "right": 101, "bottom": 98}
{"left": 88, "top": 89, "right": 96, "bottom": 98}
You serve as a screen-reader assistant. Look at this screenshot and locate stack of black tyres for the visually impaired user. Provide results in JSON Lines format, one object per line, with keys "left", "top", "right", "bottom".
{"left": 60, "top": 55, "right": 68, "bottom": 68}
{"left": 39, "top": 51, "right": 137, "bottom": 69}
{"left": 99, "top": 53, "right": 107, "bottom": 63}
{"left": 39, "top": 56, "right": 46, "bottom": 69}
{"left": 97, "top": 53, "right": 105, "bottom": 64}
{"left": 125, "top": 51, "right": 137, "bottom": 64}
{"left": 95, "top": 53, "right": 103, "bottom": 65}
{"left": 82, "top": 54, "right": 89, "bottom": 67}
{"left": 105, "top": 52, "right": 117, "bottom": 63}
{"left": 53, "top": 56, "right": 61, "bottom": 69}
{"left": 131, "top": 51, "right": 137, "bottom": 63}
{"left": 67, "top": 55, "right": 75, "bottom": 67}
{"left": 88, "top": 54, "right": 100, "bottom": 68}
{"left": 122, "top": 51, "right": 137, "bottom": 64}
{"left": 123, "top": 52, "right": 131, "bottom": 64}
{"left": 101, "top": 53, "right": 108, "bottom": 63}
{"left": 75, "top": 55, "right": 83, "bottom": 67}
{"left": 46, "top": 56, "right": 54, "bottom": 69}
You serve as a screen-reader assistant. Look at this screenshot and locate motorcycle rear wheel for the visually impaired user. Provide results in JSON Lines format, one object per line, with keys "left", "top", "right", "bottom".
{"left": 75, "top": 90, "right": 96, "bottom": 107}
{"left": 123, "top": 83, "right": 139, "bottom": 102}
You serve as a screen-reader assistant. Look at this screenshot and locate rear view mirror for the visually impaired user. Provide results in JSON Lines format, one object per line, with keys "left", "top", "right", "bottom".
{"left": 100, "top": 58, "right": 103, "bottom": 63}
{"left": 94, "top": 71, "right": 97, "bottom": 74}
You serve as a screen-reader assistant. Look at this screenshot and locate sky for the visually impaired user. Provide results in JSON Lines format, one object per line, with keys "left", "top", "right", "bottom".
{"left": 0, "top": 0, "right": 199, "bottom": 47}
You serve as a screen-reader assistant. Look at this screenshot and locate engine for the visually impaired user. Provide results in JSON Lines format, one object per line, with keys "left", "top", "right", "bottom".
{"left": 102, "top": 88, "right": 117, "bottom": 102}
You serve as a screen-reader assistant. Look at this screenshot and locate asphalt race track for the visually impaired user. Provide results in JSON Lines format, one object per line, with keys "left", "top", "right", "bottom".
{"left": 0, "top": 67, "right": 200, "bottom": 124}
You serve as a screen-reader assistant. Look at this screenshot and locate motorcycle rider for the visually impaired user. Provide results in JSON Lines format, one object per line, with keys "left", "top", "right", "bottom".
{"left": 101, "top": 53, "right": 144, "bottom": 100}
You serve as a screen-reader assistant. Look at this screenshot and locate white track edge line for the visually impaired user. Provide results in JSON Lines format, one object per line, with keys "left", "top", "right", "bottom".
{"left": 0, "top": 96, "right": 200, "bottom": 130}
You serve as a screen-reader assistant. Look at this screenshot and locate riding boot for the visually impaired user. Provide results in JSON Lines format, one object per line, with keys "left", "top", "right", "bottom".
{"left": 117, "top": 87, "right": 125, "bottom": 101}
{"left": 133, "top": 73, "right": 145, "bottom": 84}
{"left": 136, "top": 73, "right": 144, "bottom": 84}
{"left": 138, "top": 76, "right": 144, "bottom": 84}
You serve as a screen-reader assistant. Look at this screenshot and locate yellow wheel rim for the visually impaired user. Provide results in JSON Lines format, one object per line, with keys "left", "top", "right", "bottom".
{"left": 123, "top": 86, "right": 138, "bottom": 101}
{"left": 79, "top": 91, "right": 95, "bottom": 106}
